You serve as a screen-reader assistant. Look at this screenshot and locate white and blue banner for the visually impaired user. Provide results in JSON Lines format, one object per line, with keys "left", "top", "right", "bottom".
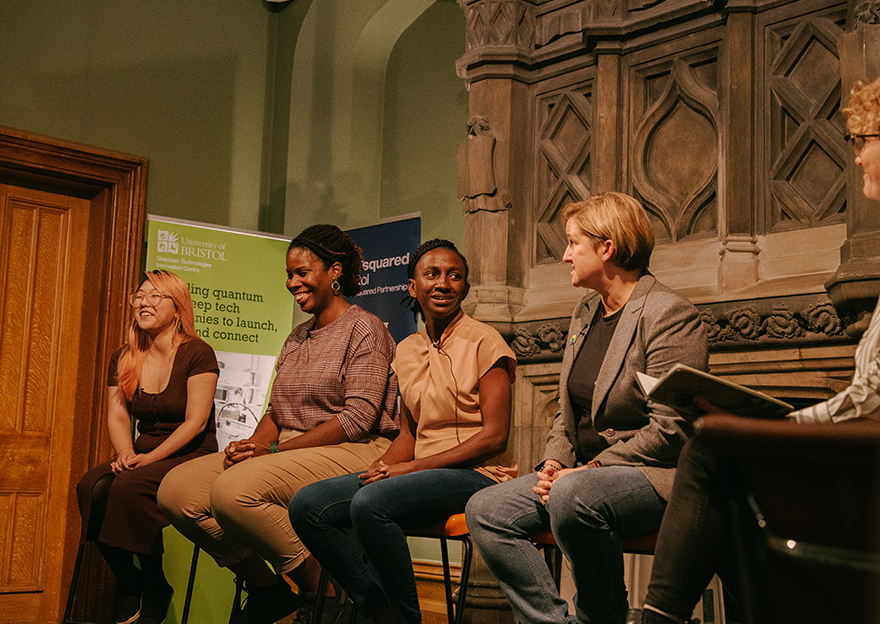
{"left": 347, "top": 214, "right": 421, "bottom": 344}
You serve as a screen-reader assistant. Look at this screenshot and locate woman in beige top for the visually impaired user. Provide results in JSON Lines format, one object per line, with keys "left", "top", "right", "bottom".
{"left": 289, "top": 239, "right": 517, "bottom": 624}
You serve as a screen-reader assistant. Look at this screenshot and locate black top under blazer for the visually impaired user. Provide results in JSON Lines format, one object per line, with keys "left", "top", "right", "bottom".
{"left": 540, "top": 272, "right": 709, "bottom": 501}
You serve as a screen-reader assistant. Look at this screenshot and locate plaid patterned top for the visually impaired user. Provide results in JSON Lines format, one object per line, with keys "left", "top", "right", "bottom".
{"left": 790, "top": 297, "right": 880, "bottom": 424}
{"left": 268, "top": 305, "right": 399, "bottom": 439}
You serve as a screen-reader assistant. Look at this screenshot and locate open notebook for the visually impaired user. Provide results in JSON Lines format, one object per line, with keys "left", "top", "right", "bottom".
{"left": 636, "top": 363, "right": 793, "bottom": 419}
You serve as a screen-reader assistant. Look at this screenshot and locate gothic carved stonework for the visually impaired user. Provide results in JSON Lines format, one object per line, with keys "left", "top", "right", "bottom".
{"left": 511, "top": 322, "right": 567, "bottom": 358}
{"left": 507, "top": 296, "right": 853, "bottom": 363}
{"left": 534, "top": 87, "right": 593, "bottom": 263}
{"left": 766, "top": 15, "right": 847, "bottom": 232}
{"left": 698, "top": 297, "right": 852, "bottom": 348}
{"left": 852, "top": 1, "right": 880, "bottom": 27}
{"left": 631, "top": 53, "right": 719, "bottom": 243}
{"left": 534, "top": 0, "right": 622, "bottom": 49}
{"left": 457, "top": 116, "right": 513, "bottom": 213}
{"left": 460, "top": 0, "right": 536, "bottom": 51}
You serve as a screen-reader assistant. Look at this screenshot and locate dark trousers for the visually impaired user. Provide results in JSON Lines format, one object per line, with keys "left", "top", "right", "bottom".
{"left": 643, "top": 437, "right": 736, "bottom": 620}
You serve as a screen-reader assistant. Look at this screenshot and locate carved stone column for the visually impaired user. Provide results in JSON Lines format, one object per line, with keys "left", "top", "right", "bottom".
{"left": 456, "top": 3, "right": 535, "bottom": 620}
{"left": 826, "top": 16, "right": 880, "bottom": 334}
{"left": 456, "top": 0, "right": 536, "bottom": 328}
{"left": 720, "top": 9, "right": 761, "bottom": 291}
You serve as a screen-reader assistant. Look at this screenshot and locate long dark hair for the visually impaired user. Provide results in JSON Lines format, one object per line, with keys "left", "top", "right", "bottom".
{"left": 288, "top": 224, "right": 364, "bottom": 296}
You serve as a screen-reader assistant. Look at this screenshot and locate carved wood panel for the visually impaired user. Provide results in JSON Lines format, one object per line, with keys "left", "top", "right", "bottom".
{"left": 458, "top": 0, "right": 879, "bottom": 343}
{"left": 763, "top": 6, "right": 848, "bottom": 232}
{"left": 629, "top": 45, "right": 721, "bottom": 244}
{"left": 0, "top": 126, "right": 147, "bottom": 623}
{"left": 534, "top": 83, "right": 594, "bottom": 264}
{"left": 0, "top": 185, "right": 89, "bottom": 620}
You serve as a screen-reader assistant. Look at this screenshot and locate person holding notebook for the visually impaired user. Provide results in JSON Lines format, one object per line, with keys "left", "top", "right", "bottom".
{"left": 640, "top": 75, "right": 880, "bottom": 624}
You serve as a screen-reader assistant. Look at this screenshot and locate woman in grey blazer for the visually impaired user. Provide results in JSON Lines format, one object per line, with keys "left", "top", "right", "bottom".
{"left": 467, "top": 192, "right": 708, "bottom": 624}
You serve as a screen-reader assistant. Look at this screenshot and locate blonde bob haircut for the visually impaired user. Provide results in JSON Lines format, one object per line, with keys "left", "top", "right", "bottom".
{"left": 563, "top": 192, "right": 654, "bottom": 272}
{"left": 842, "top": 76, "right": 880, "bottom": 135}
{"left": 116, "top": 270, "right": 200, "bottom": 399}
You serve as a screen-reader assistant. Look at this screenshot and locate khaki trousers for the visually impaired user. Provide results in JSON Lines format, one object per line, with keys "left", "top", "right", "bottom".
{"left": 158, "top": 430, "right": 390, "bottom": 573}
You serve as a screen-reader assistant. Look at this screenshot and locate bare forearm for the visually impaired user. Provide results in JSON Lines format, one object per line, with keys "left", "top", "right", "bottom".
{"left": 142, "top": 419, "right": 207, "bottom": 462}
{"left": 409, "top": 429, "right": 508, "bottom": 471}
{"left": 108, "top": 416, "right": 134, "bottom": 455}
{"left": 377, "top": 433, "right": 415, "bottom": 465}
{"left": 249, "top": 411, "right": 282, "bottom": 446}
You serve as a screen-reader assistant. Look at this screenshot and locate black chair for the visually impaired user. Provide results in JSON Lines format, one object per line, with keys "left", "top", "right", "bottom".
{"left": 696, "top": 415, "right": 880, "bottom": 624}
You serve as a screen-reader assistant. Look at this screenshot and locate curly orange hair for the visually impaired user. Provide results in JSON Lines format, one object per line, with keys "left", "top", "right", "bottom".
{"left": 843, "top": 76, "right": 880, "bottom": 135}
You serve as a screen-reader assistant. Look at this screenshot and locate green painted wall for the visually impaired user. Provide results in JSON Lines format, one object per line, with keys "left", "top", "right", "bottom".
{"left": 379, "top": 0, "right": 467, "bottom": 244}
{"left": 0, "top": 0, "right": 467, "bottom": 619}
{"left": 0, "top": 0, "right": 272, "bottom": 230}
{"left": 281, "top": 0, "right": 467, "bottom": 243}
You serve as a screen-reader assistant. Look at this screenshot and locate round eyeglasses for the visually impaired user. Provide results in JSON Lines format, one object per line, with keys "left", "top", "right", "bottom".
{"left": 129, "top": 292, "right": 170, "bottom": 307}
{"left": 845, "top": 134, "right": 880, "bottom": 155}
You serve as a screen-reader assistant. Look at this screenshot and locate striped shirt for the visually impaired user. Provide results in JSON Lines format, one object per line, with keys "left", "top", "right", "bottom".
{"left": 267, "top": 305, "right": 399, "bottom": 439}
{"left": 790, "top": 297, "right": 880, "bottom": 424}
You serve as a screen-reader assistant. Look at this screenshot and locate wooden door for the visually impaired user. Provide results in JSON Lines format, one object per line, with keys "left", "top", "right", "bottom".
{"left": 0, "top": 126, "right": 148, "bottom": 623}
{"left": 0, "top": 185, "right": 90, "bottom": 621}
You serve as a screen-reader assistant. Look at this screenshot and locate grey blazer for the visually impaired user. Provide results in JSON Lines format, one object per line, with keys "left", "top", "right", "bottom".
{"left": 540, "top": 272, "right": 708, "bottom": 501}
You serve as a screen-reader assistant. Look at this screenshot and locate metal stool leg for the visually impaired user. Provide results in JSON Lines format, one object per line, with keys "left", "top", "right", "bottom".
{"left": 439, "top": 537, "right": 455, "bottom": 624}
{"left": 62, "top": 543, "right": 86, "bottom": 624}
{"left": 180, "top": 545, "right": 200, "bottom": 624}
{"left": 312, "top": 569, "right": 329, "bottom": 624}
{"left": 228, "top": 576, "right": 244, "bottom": 623}
{"left": 453, "top": 537, "right": 473, "bottom": 624}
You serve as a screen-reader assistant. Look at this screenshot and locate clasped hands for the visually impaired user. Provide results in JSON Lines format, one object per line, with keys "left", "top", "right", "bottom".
{"left": 533, "top": 462, "right": 569, "bottom": 504}
{"left": 359, "top": 459, "right": 415, "bottom": 485}
{"left": 533, "top": 460, "right": 599, "bottom": 504}
{"left": 223, "top": 438, "right": 270, "bottom": 468}
{"left": 111, "top": 448, "right": 152, "bottom": 473}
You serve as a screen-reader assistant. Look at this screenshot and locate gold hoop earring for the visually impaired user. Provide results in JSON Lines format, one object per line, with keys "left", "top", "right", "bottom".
{"left": 332, "top": 279, "right": 341, "bottom": 296}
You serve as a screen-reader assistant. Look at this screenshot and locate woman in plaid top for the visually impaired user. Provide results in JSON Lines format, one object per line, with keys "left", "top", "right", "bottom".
{"left": 159, "top": 225, "right": 398, "bottom": 624}
{"left": 290, "top": 239, "right": 517, "bottom": 624}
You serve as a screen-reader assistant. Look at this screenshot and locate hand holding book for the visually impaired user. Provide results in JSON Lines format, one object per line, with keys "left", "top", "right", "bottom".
{"left": 636, "top": 363, "right": 793, "bottom": 419}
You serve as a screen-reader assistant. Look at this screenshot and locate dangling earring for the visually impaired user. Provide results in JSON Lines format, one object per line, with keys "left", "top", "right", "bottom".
{"left": 331, "top": 279, "right": 341, "bottom": 296}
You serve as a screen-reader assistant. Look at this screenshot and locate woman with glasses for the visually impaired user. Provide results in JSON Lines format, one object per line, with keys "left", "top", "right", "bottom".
{"left": 639, "top": 76, "right": 880, "bottom": 624}
{"left": 76, "top": 270, "right": 219, "bottom": 624}
{"left": 159, "top": 225, "right": 399, "bottom": 624}
{"left": 846, "top": 78, "right": 880, "bottom": 200}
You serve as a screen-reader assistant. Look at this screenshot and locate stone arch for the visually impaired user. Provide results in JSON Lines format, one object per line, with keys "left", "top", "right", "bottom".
{"left": 285, "top": 0, "right": 442, "bottom": 228}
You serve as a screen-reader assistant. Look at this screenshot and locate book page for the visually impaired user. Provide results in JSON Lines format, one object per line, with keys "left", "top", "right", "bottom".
{"left": 635, "top": 371, "right": 659, "bottom": 396}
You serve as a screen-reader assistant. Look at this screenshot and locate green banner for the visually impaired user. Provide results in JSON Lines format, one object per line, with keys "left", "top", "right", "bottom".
{"left": 145, "top": 216, "right": 294, "bottom": 447}
{"left": 146, "top": 216, "right": 292, "bottom": 356}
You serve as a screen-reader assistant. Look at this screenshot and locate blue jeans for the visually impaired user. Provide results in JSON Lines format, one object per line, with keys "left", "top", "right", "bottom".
{"left": 289, "top": 468, "right": 495, "bottom": 623}
{"left": 466, "top": 467, "right": 666, "bottom": 624}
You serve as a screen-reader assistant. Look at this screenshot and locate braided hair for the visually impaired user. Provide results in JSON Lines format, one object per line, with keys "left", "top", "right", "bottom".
{"left": 403, "top": 239, "right": 470, "bottom": 321}
{"left": 288, "top": 224, "right": 364, "bottom": 297}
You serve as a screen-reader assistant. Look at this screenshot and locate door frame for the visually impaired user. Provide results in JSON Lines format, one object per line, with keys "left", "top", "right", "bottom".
{"left": 0, "top": 124, "right": 148, "bottom": 619}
